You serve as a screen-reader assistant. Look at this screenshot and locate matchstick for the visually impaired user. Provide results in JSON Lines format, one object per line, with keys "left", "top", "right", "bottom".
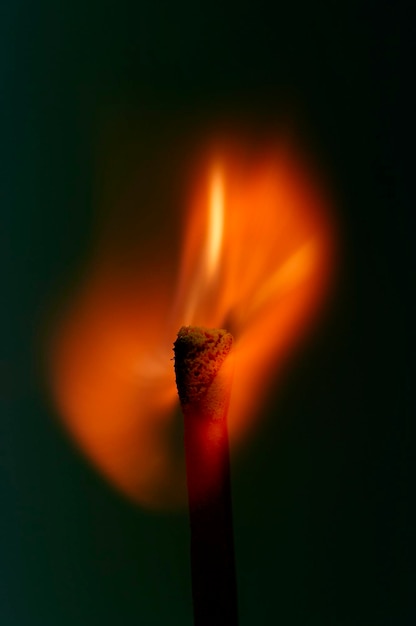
{"left": 174, "top": 326, "right": 239, "bottom": 626}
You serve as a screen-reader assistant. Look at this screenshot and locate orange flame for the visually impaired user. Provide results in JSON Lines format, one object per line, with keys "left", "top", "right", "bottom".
{"left": 48, "top": 141, "right": 336, "bottom": 509}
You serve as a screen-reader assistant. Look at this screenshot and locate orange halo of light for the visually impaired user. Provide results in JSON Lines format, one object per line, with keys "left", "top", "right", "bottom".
{"left": 48, "top": 139, "right": 336, "bottom": 509}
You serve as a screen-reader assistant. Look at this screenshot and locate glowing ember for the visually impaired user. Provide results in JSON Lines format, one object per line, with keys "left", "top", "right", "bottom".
{"left": 48, "top": 141, "right": 336, "bottom": 509}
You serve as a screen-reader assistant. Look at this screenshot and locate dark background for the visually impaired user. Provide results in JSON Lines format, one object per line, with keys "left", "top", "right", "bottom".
{"left": 2, "top": 1, "right": 414, "bottom": 624}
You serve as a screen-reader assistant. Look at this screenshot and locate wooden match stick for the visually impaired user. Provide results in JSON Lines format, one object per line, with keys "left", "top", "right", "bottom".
{"left": 174, "top": 326, "right": 239, "bottom": 626}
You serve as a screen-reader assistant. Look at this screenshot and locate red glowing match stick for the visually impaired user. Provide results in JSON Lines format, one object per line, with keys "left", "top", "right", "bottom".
{"left": 174, "top": 326, "right": 239, "bottom": 626}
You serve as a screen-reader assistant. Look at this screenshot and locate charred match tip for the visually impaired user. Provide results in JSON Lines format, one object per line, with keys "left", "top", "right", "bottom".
{"left": 173, "top": 326, "right": 233, "bottom": 406}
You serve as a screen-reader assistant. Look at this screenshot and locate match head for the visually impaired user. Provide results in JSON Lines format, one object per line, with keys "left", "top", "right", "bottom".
{"left": 173, "top": 326, "right": 233, "bottom": 406}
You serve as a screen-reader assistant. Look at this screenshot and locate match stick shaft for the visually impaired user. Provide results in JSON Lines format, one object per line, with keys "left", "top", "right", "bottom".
{"left": 184, "top": 410, "right": 239, "bottom": 626}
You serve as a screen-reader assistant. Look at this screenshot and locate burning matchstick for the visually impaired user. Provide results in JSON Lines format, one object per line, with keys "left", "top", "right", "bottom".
{"left": 174, "top": 326, "right": 239, "bottom": 626}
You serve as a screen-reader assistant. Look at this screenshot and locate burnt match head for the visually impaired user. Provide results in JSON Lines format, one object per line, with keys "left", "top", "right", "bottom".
{"left": 173, "top": 326, "right": 233, "bottom": 406}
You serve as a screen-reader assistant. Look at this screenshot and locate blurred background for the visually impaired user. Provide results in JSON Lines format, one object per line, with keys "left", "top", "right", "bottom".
{"left": 2, "top": 1, "right": 414, "bottom": 624}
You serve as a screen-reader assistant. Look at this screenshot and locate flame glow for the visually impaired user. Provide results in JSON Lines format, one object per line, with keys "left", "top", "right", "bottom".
{"left": 49, "top": 141, "right": 336, "bottom": 509}
{"left": 207, "top": 167, "right": 224, "bottom": 279}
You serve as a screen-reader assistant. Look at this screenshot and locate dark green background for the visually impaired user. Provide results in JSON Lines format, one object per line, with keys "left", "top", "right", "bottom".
{"left": 2, "top": 1, "right": 414, "bottom": 624}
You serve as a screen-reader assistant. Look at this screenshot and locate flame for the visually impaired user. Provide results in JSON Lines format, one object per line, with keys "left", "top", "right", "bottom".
{"left": 48, "top": 141, "right": 336, "bottom": 509}
{"left": 206, "top": 166, "right": 224, "bottom": 279}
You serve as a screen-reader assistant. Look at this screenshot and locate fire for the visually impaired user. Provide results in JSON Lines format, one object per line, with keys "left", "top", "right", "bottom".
{"left": 206, "top": 167, "right": 224, "bottom": 280}
{"left": 48, "top": 141, "right": 335, "bottom": 509}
